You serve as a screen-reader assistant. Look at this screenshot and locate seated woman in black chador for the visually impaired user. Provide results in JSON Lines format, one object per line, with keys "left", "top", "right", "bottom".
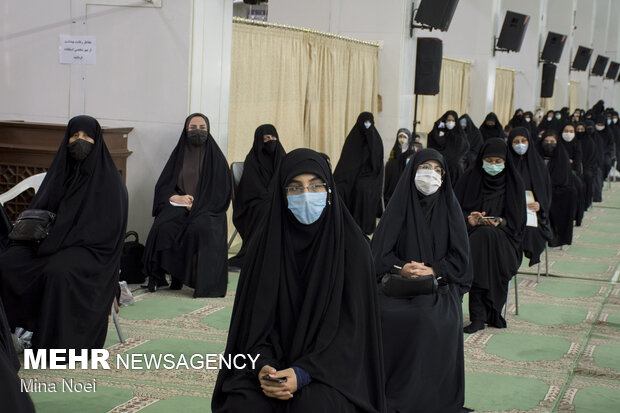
{"left": 383, "top": 128, "right": 414, "bottom": 207}
{"left": 229, "top": 124, "right": 286, "bottom": 268}
{"left": 143, "top": 113, "right": 231, "bottom": 297}
{"left": 1, "top": 297, "right": 35, "bottom": 413}
{"left": 538, "top": 131, "right": 577, "bottom": 248}
{"left": 334, "top": 112, "right": 384, "bottom": 235}
{"left": 506, "top": 127, "right": 552, "bottom": 266}
{"left": 427, "top": 110, "right": 470, "bottom": 186}
{"left": 0, "top": 115, "right": 128, "bottom": 354}
{"left": 455, "top": 138, "right": 526, "bottom": 333}
{"left": 212, "top": 149, "right": 385, "bottom": 413}
{"left": 372, "top": 148, "right": 472, "bottom": 413}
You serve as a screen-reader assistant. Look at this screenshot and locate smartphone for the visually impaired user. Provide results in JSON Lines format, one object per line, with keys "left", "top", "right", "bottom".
{"left": 479, "top": 216, "right": 500, "bottom": 223}
{"left": 261, "top": 375, "right": 287, "bottom": 383}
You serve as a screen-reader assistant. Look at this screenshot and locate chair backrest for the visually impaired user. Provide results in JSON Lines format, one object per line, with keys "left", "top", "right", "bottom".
{"left": 0, "top": 172, "right": 47, "bottom": 206}
{"left": 230, "top": 162, "right": 244, "bottom": 201}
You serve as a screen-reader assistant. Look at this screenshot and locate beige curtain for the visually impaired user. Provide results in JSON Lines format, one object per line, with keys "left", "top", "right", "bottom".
{"left": 417, "top": 57, "right": 471, "bottom": 133}
{"left": 493, "top": 67, "right": 514, "bottom": 126}
{"left": 569, "top": 80, "right": 579, "bottom": 113}
{"left": 229, "top": 21, "right": 379, "bottom": 166}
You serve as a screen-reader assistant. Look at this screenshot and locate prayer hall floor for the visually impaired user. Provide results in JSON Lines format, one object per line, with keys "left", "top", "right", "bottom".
{"left": 17, "top": 182, "right": 620, "bottom": 412}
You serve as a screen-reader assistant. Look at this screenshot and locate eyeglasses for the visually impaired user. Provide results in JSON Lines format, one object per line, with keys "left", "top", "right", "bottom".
{"left": 417, "top": 164, "right": 444, "bottom": 175}
{"left": 285, "top": 183, "right": 328, "bottom": 195}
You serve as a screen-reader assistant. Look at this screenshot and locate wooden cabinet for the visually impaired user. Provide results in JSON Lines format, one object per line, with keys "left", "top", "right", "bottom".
{"left": 0, "top": 121, "right": 132, "bottom": 219}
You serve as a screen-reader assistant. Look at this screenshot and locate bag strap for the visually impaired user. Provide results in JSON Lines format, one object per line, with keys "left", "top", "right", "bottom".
{"left": 124, "top": 231, "right": 139, "bottom": 243}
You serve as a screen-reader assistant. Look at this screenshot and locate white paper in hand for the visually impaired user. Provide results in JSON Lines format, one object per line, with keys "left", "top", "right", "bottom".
{"left": 170, "top": 201, "right": 190, "bottom": 207}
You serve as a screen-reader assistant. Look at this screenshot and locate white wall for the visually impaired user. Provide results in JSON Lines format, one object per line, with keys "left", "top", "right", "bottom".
{"left": 0, "top": 0, "right": 232, "bottom": 239}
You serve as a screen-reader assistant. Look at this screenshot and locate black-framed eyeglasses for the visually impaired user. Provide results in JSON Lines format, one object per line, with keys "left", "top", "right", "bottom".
{"left": 285, "top": 183, "right": 328, "bottom": 195}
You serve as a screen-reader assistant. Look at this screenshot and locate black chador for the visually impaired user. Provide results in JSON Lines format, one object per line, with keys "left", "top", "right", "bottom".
{"left": 143, "top": 113, "right": 231, "bottom": 297}
{"left": 479, "top": 112, "right": 504, "bottom": 141}
{"left": 372, "top": 148, "right": 472, "bottom": 413}
{"left": 455, "top": 138, "right": 526, "bottom": 333}
{"left": 212, "top": 149, "right": 385, "bottom": 413}
{"left": 334, "top": 112, "right": 384, "bottom": 234}
{"left": 506, "top": 127, "right": 552, "bottom": 266}
{"left": 229, "top": 124, "right": 285, "bottom": 268}
{"left": 427, "top": 110, "right": 470, "bottom": 186}
{"left": 0, "top": 115, "right": 128, "bottom": 354}
{"left": 458, "top": 113, "right": 484, "bottom": 169}
{"left": 383, "top": 128, "right": 414, "bottom": 207}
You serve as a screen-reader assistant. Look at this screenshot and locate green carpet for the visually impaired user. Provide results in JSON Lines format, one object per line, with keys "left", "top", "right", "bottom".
{"left": 573, "top": 385, "right": 620, "bottom": 413}
{"left": 517, "top": 303, "right": 588, "bottom": 326}
{"left": 485, "top": 333, "right": 571, "bottom": 362}
{"left": 464, "top": 372, "right": 548, "bottom": 412}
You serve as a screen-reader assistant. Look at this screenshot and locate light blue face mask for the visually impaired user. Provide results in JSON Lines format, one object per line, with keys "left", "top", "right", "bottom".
{"left": 460, "top": 119, "right": 467, "bottom": 128}
{"left": 512, "top": 143, "right": 528, "bottom": 156}
{"left": 364, "top": 121, "right": 372, "bottom": 129}
{"left": 482, "top": 160, "right": 505, "bottom": 176}
{"left": 287, "top": 192, "right": 327, "bottom": 224}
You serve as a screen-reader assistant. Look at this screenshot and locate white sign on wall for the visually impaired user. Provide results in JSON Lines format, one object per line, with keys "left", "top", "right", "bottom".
{"left": 59, "top": 35, "right": 96, "bottom": 65}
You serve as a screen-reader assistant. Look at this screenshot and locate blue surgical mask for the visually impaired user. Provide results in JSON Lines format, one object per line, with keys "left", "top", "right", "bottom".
{"left": 607, "top": 119, "right": 612, "bottom": 125}
{"left": 512, "top": 143, "right": 528, "bottom": 155}
{"left": 482, "top": 160, "right": 505, "bottom": 176}
{"left": 364, "top": 121, "right": 372, "bottom": 129}
{"left": 287, "top": 192, "right": 327, "bottom": 224}
{"left": 459, "top": 119, "right": 467, "bottom": 128}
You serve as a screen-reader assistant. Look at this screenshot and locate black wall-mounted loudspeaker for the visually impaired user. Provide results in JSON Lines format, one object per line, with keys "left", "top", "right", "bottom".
{"left": 541, "top": 32, "right": 567, "bottom": 63}
{"left": 541, "top": 63, "right": 556, "bottom": 98}
{"left": 571, "top": 46, "right": 593, "bottom": 71}
{"left": 605, "top": 61, "right": 619, "bottom": 80}
{"left": 497, "top": 11, "right": 530, "bottom": 52}
{"left": 591, "top": 55, "right": 609, "bottom": 76}
{"left": 414, "top": 0, "right": 460, "bottom": 32}
{"left": 414, "top": 37, "right": 443, "bottom": 95}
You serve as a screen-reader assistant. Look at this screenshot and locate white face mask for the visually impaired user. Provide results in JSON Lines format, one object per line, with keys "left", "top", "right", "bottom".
{"left": 398, "top": 136, "right": 408, "bottom": 145}
{"left": 562, "top": 132, "right": 575, "bottom": 142}
{"left": 364, "top": 121, "right": 372, "bottom": 129}
{"left": 525, "top": 117, "right": 531, "bottom": 122}
{"left": 512, "top": 143, "right": 528, "bottom": 155}
{"left": 613, "top": 118, "right": 618, "bottom": 124}
{"left": 596, "top": 125, "right": 605, "bottom": 131}
{"left": 547, "top": 116, "right": 553, "bottom": 121}
{"left": 414, "top": 169, "right": 442, "bottom": 196}
{"left": 445, "top": 121, "right": 456, "bottom": 130}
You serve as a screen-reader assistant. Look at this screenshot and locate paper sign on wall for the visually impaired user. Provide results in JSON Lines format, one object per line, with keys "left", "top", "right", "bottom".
{"left": 59, "top": 35, "right": 96, "bottom": 65}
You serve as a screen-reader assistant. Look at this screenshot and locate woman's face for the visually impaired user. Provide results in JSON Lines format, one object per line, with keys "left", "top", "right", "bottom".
{"left": 563, "top": 125, "right": 575, "bottom": 134}
{"left": 482, "top": 156, "right": 504, "bottom": 165}
{"left": 576, "top": 125, "right": 586, "bottom": 133}
{"left": 187, "top": 116, "right": 208, "bottom": 132}
{"left": 398, "top": 133, "right": 409, "bottom": 145}
{"left": 69, "top": 130, "right": 94, "bottom": 144}
{"left": 512, "top": 135, "right": 528, "bottom": 146}
{"left": 543, "top": 136, "right": 558, "bottom": 145}
{"left": 485, "top": 120, "right": 496, "bottom": 127}
{"left": 446, "top": 114, "right": 456, "bottom": 122}
{"left": 416, "top": 159, "right": 443, "bottom": 176}
{"left": 263, "top": 134, "right": 277, "bottom": 143}
{"left": 285, "top": 173, "right": 327, "bottom": 196}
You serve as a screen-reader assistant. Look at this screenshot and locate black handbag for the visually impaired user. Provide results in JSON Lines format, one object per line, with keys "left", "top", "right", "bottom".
{"left": 381, "top": 273, "right": 438, "bottom": 297}
{"left": 8, "top": 209, "right": 56, "bottom": 242}
{"left": 120, "top": 231, "right": 146, "bottom": 284}
{"left": 0, "top": 204, "right": 12, "bottom": 238}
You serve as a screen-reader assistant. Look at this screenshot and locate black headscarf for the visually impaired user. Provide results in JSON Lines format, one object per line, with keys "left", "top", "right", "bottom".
{"left": 213, "top": 149, "right": 385, "bottom": 413}
{"left": 454, "top": 138, "right": 526, "bottom": 250}
{"left": 538, "top": 110, "right": 561, "bottom": 135}
{"left": 459, "top": 113, "right": 484, "bottom": 158}
{"left": 388, "top": 128, "right": 413, "bottom": 160}
{"left": 383, "top": 129, "right": 415, "bottom": 206}
{"left": 479, "top": 112, "right": 504, "bottom": 141}
{"left": 372, "top": 149, "right": 472, "bottom": 295}
{"left": 428, "top": 110, "right": 470, "bottom": 184}
{"left": 30, "top": 115, "right": 128, "bottom": 258}
{"left": 523, "top": 110, "right": 539, "bottom": 139}
{"left": 509, "top": 109, "right": 527, "bottom": 128}
{"left": 151, "top": 113, "right": 231, "bottom": 225}
{"left": 507, "top": 127, "right": 552, "bottom": 212}
{"left": 580, "top": 120, "right": 601, "bottom": 169}
{"left": 230, "top": 125, "right": 286, "bottom": 266}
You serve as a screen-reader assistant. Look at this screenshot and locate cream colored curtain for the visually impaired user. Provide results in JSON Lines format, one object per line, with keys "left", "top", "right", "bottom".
{"left": 417, "top": 57, "right": 471, "bottom": 133}
{"left": 229, "top": 21, "right": 379, "bottom": 165}
{"left": 569, "top": 80, "right": 579, "bottom": 113}
{"left": 493, "top": 67, "right": 515, "bottom": 126}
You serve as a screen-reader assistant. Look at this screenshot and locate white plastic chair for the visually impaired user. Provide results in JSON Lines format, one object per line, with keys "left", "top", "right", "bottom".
{"left": 0, "top": 172, "right": 46, "bottom": 205}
